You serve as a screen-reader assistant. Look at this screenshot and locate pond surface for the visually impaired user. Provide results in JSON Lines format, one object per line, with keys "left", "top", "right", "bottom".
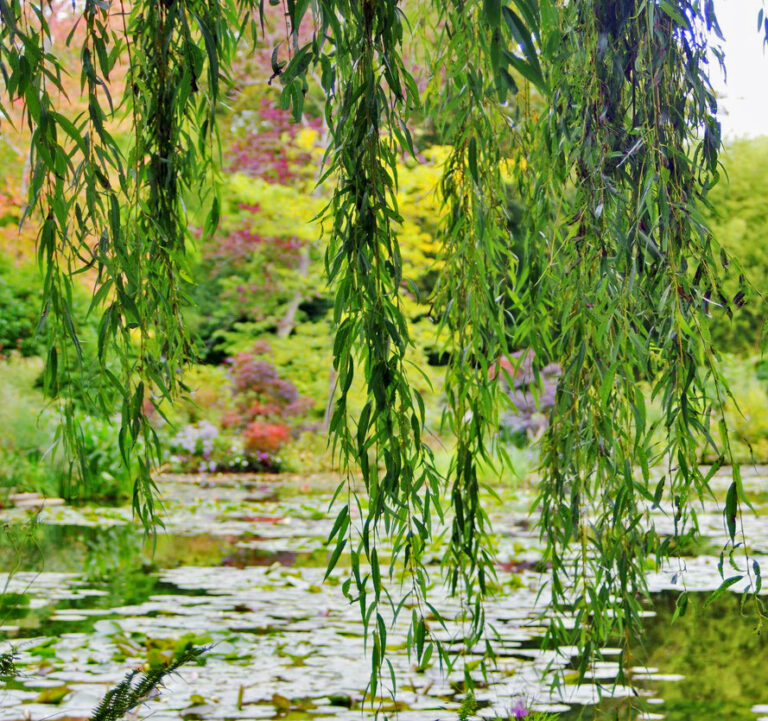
{"left": 1, "top": 470, "right": 767, "bottom": 721}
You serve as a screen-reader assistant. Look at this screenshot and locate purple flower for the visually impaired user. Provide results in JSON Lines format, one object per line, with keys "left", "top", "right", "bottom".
{"left": 510, "top": 698, "right": 529, "bottom": 719}
{"left": 173, "top": 421, "right": 219, "bottom": 457}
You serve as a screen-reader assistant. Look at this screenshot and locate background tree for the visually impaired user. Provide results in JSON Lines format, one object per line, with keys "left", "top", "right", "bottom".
{"left": 706, "top": 137, "right": 768, "bottom": 354}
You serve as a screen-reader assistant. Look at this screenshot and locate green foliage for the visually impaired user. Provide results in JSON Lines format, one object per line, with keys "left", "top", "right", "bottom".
{"left": 0, "top": 357, "right": 61, "bottom": 496}
{"left": 61, "top": 413, "right": 139, "bottom": 502}
{"left": 260, "top": 322, "right": 334, "bottom": 418}
{"left": 706, "top": 138, "right": 768, "bottom": 353}
{"left": 0, "top": 650, "right": 17, "bottom": 677}
{"left": 427, "top": 0, "right": 515, "bottom": 635}
{"left": 710, "top": 356, "right": 768, "bottom": 463}
{"left": 0, "top": 255, "right": 45, "bottom": 357}
{"left": 505, "top": 0, "right": 766, "bottom": 683}
{"left": 0, "top": 358, "right": 134, "bottom": 500}
{"left": 188, "top": 172, "right": 327, "bottom": 358}
{"left": 458, "top": 690, "right": 477, "bottom": 720}
{"left": 0, "top": 0, "right": 263, "bottom": 529}
{"left": 279, "top": 0, "right": 455, "bottom": 699}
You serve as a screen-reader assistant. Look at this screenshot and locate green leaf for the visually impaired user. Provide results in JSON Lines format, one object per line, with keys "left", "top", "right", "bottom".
{"left": 504, "top": 50, "right": 547, "bottom": 92}
{"left": 325, "top": 538, "right": 347, "bottom": 580}
{"left": 467, "top": 137, "right": 478, "bottom": 183}
{"left": 705, "top": 575, "right": 743, "bottom": 606}
{"left": 326, "top": 504, "right": 350, "bottom": 545}
{"left": 725, "top": 481, "right": 738, "bottom": 542}
{"left": 483, "top": 0, "right": 501, "bottom": 27}
{"left": 659, "top": 0, "right": 690, "bottom": 28}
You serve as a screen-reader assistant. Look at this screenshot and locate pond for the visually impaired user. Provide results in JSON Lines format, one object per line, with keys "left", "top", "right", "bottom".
{"left": 1, "top": 470, "right": 767, "bottom": 721}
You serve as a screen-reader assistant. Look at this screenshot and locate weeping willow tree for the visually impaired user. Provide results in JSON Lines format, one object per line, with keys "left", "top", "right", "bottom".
{"left": 0, "top": 0, "right": 765, "bottom": 703}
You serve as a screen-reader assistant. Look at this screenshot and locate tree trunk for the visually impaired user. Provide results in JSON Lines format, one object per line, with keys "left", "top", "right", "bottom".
{"left": 276, "top": 243, "right": 311, "bottom": 338}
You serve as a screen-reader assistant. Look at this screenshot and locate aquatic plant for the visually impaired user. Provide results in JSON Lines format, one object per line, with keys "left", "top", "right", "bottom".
{"left": 89, "top": 644, "right": 206, "bottom": 721}
{"left": 510, "top": 697, "right": 529, "bottom": 719}
{"left": 0, "top": 650, "right": 16, "bottom": 677}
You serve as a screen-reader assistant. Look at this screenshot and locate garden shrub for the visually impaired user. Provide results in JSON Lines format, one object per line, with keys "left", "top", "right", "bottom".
{"left": 0, "top": 357, "right": 139, "bottom": 500}
{"left": 61, "top": 413, "right": 139, "bottom": 502}
{"left": 0, "top": 357, "right": 62, "bottom": 497}
{"left": 243, "top": 420, "right": 290, "bottom": 454}
{"left": 162, "top": 346, "right": 311, "bottom": 473}
{"left": 0, "top": 255, "right": 45, "bottom": 358}
{"left": 222, "top": 297, "right": 447, "bottom": 432}
{"left": 0, "top": 446, "right": 60, "bottom": 499}
{"left": 706, "top": 137, "right": 768, "bottom": 353}
{"left": 712, "top": 355, "right": 768, "bottom": 463}
{"left": 223, "top": 344, "right": 310, "bottom": 466}
{"left": 227, "top": 97, "right": 323, "bottom": 187}
{"left": 491, "top": 350, "right": 561, "bottom": 445}
{"left": 224, "top": 320, "right": 334, "bottom": 417}
{"left": 167, "top": 420, "right": 223, "bottom": 474}
{"left": 186, "top": 176, "right": 326, "bottom": 360}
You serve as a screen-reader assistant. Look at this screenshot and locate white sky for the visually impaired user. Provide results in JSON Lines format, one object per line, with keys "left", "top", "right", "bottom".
{"left": 711, "top": 0, "right": 768, "bottom": 138}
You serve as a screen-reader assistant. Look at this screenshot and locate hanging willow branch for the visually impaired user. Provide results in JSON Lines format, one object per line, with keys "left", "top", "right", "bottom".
{"left": 0, "top": 0, "right": 256, "bottom": 528}
{"left": 516, "top": 0, "right": 764, "bottom": 681}
{"left": 278, "top": 0, "right": 456, "bottom": 702}
{"left": 426, "top": 0, "right": 523, "bottom": 668}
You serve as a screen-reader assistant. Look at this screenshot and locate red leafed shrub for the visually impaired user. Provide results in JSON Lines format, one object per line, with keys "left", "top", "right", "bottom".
{"left": 243, "top": 421, "right": 290, "bottom": 454}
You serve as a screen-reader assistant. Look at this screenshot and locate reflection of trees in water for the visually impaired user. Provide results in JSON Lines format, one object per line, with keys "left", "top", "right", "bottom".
{"left": 221, "top": 548, "right": 297, "bottom": 568}
{"left": 638, "top": 592, "right": 768, "bottom": 716}
{"left": 559, "top": 591, "right": 768, "bottom": 721}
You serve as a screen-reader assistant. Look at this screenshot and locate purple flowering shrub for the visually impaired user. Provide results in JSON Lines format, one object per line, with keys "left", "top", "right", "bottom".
{"left": 168, "top": 420, "right": 223, "bottom": 474}
{"left": 166, "top": 419, "right": 266, "bottom": 474}
{"left": 222, "top": 344, "right": 311, "bottom": 469}
{"left": 492, "top": 349, "right": 561, "bottom": 445}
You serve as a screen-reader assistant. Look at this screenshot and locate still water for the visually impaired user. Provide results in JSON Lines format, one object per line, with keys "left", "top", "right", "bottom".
{"left": 1, "top": 472, "right": 766, "bottom": 720}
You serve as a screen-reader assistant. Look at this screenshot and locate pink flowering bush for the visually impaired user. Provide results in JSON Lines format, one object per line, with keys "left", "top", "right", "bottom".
{"left": 205, "top": 219, "right": 304, "bottom": 323}
{"left": 227, "top": 98, "right": 323, "bottom": 186}
{"left": 162, "top": 345, "right": 311, "bottom": 474}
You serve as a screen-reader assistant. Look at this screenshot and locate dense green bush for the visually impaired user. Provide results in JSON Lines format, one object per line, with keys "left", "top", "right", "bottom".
{"left": 62, "top": 413, "right": 139, "bottom": 502}
{"left": 0, "top": 358, "right": 136, "bottom": 501}
{"left": 0, "top": 357, "right": 61, "bottom": 497}
{"left": 713, "top": 355, "right": 768, "bottom": 463}
{"left": 0, "top": 255, "right": 44, "bottom": 358}
{"left": 0, "top": 252, "right": 108, "bottom": 412}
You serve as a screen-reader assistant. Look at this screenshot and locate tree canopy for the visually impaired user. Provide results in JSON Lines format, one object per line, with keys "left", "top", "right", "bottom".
{"left": 0, "top": 0, "right": 766, "bottom": 704}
